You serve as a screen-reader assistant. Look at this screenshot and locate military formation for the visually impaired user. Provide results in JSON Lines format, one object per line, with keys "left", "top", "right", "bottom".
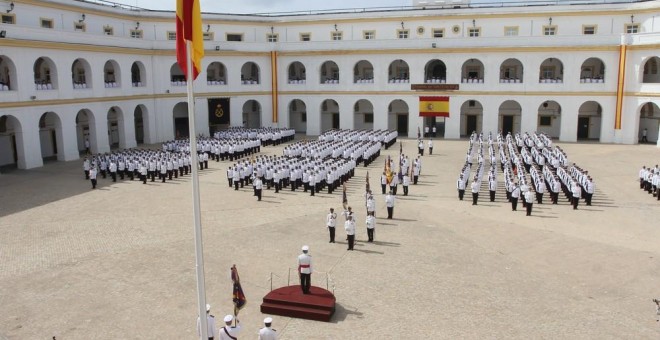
{"left": 639, "top": 164, "right": 660, "bottom": 201}
{"left": 457, "top": 131, "right": 597, "bottom": 216}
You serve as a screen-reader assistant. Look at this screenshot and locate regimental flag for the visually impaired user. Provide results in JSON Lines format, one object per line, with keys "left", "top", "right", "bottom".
{"left": 231, "top": 265, "right": 247, "bottom": 315}
{"left": 176, "top": 0, "right": 204, "bottom": 80}
{"left": 342, "top": 184, "right": 348, "bottom": 209}
{"left": 419, "top": 96, "right": 450, "bottom": 117}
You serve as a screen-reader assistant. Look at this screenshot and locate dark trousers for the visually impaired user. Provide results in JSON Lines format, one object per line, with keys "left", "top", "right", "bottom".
{"left": 310, "top": 185, "right": 315, "bottom": 196}
{"left": 300, "top": 273, "right": 311, "bottom": 294}
{"left": 458, "top": 189, "right": 465, "bottom": 200}
{"left": 586, "top": 193, "right": 592, "bottom": 205}
{"left": 403, "top": 186, "right": 409, "bottom": 196}
{"left": 511, "top": 197, "right": 518, "bottom": 211}
{"left": 91, "top": 179, "right": 97, "bottom": 189}
{"left": 489, "top": 190, "right": 495, "bottom": 202}
{"left": 367, "top": 228, "right": 374, "bottom": 242}
{"left": 429, "top": 147, "right": 433, "bottom": 155}
{"left": 256, "top": 189, "right": 262, "bottom": 201}
{"left": 536, "top": 193, "right": 543, "bottom": 204}
{"left": 472, "top": 192, "right": 478, "bottom": 205}
{"left": 381, "top": 184, "right": 386, "bottom": 194}
{"left": 84, "top": 170, "right": 89, "bottom": 179}
{"left": 414, "top": 176, "right": 418, "bottom": 184}
{"left": 526, "top": 202, "right": 533, "bottom": 216}
{"left": 328, "top": 227, "right": 335, "bottom": 243}
{"left": 111, "top": 172, "right": 117, "bottom": 182}
{"left": 387, "top": 207, "right": 393, "bottom": 219}
{"left": 418, "top": 148, "right": 424, "bottom": 156}
{"left": 572, "top": 196, "right": 579, "bottom": 209}
{"left": 347, "top": 234, "right": 355, "bottom": 250}
{"left": 234, "top": 181, "right": 239, "bottom": 190}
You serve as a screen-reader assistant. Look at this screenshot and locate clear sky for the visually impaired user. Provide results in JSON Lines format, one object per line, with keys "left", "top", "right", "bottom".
{"left": 109, "top": 0, "right": 416, "bottom": 14}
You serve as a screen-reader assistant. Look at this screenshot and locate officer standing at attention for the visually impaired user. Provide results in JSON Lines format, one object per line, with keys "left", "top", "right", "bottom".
{"left": 258, "top": 317, "right": 277, "bottom": 340}
{"left": 457, "top": 175, "right": 466, "bottom": 200}
{"left": 197, "top": 304, "right": 217, "bottom": 340}
{"left": 380, "top": 172, "right": 388, "bottom": 194}
{"left": 511, "top": 182, "right": 521, "bottom": 211}
{"left": 418, "top": 139, "right": 424, "bottom": 156}
{"left": 489, "top": 176, "right": 497, "bottom": 202}
{"left": 254, "top": 176, "right": 263, "bottom": 201}
{"left": 326, "top": 208, "right": 337, "bottom": 243}
{"left": 219, "top": 315, "right": 240, "bottom": 340}
{"left": 366, "top": 213, "right": 375, "bottom": 242}
{"left": 344, "top": 215, "right": 356, "bottom": 250}
{"left": 89, "top": 166, "right": 98, "bottom": 189}
{"left": 385, "top": 191, "right": 395, "bottom": 219}
{"left": 471, "top": 179, "right": 479, "bottom": 205}
{"left": 524, "top": 188, "right": 535, "bottom": 216}
{"left": 297, "top": 245, "right": 312, "bottom": 294}
{"left": 428, "top": 139, "right": 434, "bottom": 155}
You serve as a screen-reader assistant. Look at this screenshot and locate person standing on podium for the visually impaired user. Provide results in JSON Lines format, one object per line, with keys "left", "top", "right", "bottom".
{"left": 297, "top": 245, "right": 312, "bottom": 294}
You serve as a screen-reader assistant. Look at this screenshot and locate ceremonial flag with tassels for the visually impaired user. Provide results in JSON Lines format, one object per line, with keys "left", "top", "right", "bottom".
{"left": 176, "top": 0, "right": 204, "bottom": 80}
{"left": 231, "top": 265, "right": 246, "bottom": 315}
{"left": 342, "top": 184, "right": 348, "bottom": 209}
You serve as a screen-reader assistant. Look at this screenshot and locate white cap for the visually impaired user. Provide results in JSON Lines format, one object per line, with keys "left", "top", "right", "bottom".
{"left": 206, "top": 304, "right": 211, "bottom": 312}
{"left": 264, "top": 317, "right": 273, "bottom": 324}
{"left": 302, "top": 245, "right": 309, "bottom": 251}
{"left": 224, "top": 315, "right": 233, "bottom": 323}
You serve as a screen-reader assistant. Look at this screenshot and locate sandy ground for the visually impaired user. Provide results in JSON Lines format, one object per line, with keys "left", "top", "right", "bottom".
{"left": 0, "top": 138, "right": 659, "bottom": 339}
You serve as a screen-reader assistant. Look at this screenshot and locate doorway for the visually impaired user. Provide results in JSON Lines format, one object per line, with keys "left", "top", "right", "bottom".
{"left": 174, "top": 118, "right": 189, "bottom": 138}
{"left": 332, "top": 113, "right": 340, "bottom": 129}
{"left": 397, "top": 114, "right": 408, "bottom": 136}
{"left": 502, "top": 115, "right": 514, "bottom": 135}
{"left": 577, "top": 117, "right": 590, "bottom": 139}
{"left": 466, "top": 115, "right": 477, "bottom": 135}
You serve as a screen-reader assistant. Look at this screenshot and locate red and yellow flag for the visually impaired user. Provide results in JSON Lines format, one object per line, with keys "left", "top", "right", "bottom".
{"left": 176, "top": 0, "right": 204, "bottom": 80}
{"left": 419, "top": 96, "right": 450, "bottom": 117}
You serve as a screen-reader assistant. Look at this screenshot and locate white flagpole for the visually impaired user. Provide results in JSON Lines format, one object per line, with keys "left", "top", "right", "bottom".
{"left": 185, "top": 39, "right": 208, "bottom": 340}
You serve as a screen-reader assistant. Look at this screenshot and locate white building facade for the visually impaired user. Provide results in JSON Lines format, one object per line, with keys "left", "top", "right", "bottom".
{"left": 0, "top": 0, "right": 659, "bottom": 169}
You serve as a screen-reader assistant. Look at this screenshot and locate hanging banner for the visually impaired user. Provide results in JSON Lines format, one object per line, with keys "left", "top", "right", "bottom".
{"left": 208, "top": 98, "right": 230, "bottom": 126}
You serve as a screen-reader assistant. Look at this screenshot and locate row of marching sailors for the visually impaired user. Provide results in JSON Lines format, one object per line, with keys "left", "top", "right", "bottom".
{"left": 282, "top": 139, "right": 381, "bottom": 167}
{"left": 162, "top": 137, "right": 262, "bottom": 162}
{"left": 639, "top": 165, "right": 660, "bottom": 200}
{"left": 317, "top": 128, "right": 398, "bottom": 146}
{"left": 214, "top": 126, "right": 296, "bottom": 145}
{"left": 227, "top": 155, "right": 357, "bottom": 196}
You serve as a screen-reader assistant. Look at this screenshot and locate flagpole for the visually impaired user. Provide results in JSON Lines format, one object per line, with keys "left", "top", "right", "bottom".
{"left": 186, "top": 39, "right": 208, "bottom": 340}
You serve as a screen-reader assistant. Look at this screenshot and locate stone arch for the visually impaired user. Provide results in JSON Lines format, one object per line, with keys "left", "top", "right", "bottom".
{"left": 577, "top": 101, "right": 603, "bottom": 141}
{"left": 388, "top": 99, "right": 409, "bottom": 136}
{"left": 170, "top": 63, "right": 185, "bottom": 85}
{"left": 537, "top": 101, "right": 562, "bottom": 139}
{"left": 498, "top": 100, "right": 521, "bottom": 135}
{"left": 242, "top": 100, "right": 261, "bottom": 128}
{"left": 354, "top": 99, "right": 374, "bottom": 130}
{"left": 353, "top": 60, "right": 374, "bottom": 83}
{"left": 288, "top": 99, "right": 307, "bottom": 133}
{"left": 388, "top": 59, "right": 409, "bottom": 83}
{"left": 134, "top": 105, "right": 149, "bottom": 144}
{"left": 0, "top": 55, "right": 18, "bottom": 91}
{"left": 107, "top": 106, "right": 124, "bottom": 149}
{"left": 424, "top": 59, "right": 446, "bottom": 83}
{"left": 320, "top": 99, "right": 339, "bottom": 131}
{"left": 637, "top": 102, "right": 660, "bottom": 143}
{"left": 241, "top": 62, "right": 260, "bottom": 84}
{"left": 206, "top": 61, "right": 227, "bottom": 85}
{"left": 34, "top": 56, "right": 58, "bottom": 90}
{"left": 580, "top": 57, "right": 605, "bottom": 83}
{"left": 0, "top": 114, "right": 25, "bottom": 168}
{"left": 462, "top": 59, "right": 485, "bottom": 83}
{"left": 173, "top": 102, "right": 189, "bottom": 138}
{"left": 131, "top": 61, "right": 146, "bottom": 87}
{"left": 287, "top": 61, "right": 306, "bottom": 84}
{"left": 38, "top": 111, "right": 64, "bottom": 161}
{"left": 499, "top": 58, "right": 523, "bottom": 83}
{"left": 539, "top": 57, "right": 564, "bottom": 83}
{"left": 75, "top": 109, "right": 97, "bottom": 153}
{"left": 460, "top": 100, "right": 483, "bottom": 137}
{"left": 103, "top": 60, "right": 121, "bottom": 88}
{"left": 642, "top": 56, "right": 660, "bottom": 83}
{"left": 72, "top": 58, "right": 92, "bottom": 89}
{"left": 320, "top": 61, "right": 339, "bottom": 84}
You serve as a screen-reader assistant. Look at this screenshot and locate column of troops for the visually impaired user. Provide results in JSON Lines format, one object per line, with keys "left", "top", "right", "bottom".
{"left": 214, "top": 127, "right": 295, "bottom": 146}
{"left": 457, "top": 131, "right": 597, "bottom": 215}
{"left": 639, "top": 165, "right": 660, "bottom": 201}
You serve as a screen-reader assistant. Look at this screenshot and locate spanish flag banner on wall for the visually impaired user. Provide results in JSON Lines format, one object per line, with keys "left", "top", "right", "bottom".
{"left": 419, "top": 96, "right": 450, "bottom": 117}
{"left": 176, "top": 0, "right": 204, "bottom": 80}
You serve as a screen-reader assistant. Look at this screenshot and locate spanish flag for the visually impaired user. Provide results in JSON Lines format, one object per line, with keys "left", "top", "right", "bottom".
{"left": 176, "top": 0, "right": 204, "bottom": 80}
{"left": 419, "top": 96, "right": 450, "bottom": 117}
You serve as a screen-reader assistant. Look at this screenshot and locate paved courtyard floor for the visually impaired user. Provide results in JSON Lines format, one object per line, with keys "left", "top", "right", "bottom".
{"left": 1, "top": 138, "right": 659, "bottom": 339}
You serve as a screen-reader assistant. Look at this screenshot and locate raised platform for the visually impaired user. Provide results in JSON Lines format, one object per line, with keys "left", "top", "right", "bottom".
{"left": 261, "top": 285, "right": 336, "bottom": 322}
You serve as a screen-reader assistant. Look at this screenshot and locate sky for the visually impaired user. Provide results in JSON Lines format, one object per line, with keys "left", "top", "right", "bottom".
{"left": 109, "top": 0, "right": 417, "bottom": 14}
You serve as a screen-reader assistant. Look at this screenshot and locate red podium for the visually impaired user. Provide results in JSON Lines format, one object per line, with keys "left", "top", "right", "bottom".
{"left": 260, "top": 285, "right": 336, "bottom": 322}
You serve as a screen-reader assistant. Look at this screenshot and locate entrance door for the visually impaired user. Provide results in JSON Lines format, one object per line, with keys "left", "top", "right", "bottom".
{"left": 174, "top": 118, "right": 189, "bottom": 138}
{"left": 397, "top": 114, "right": 408, "bottom": 136}
{"left": 332, "top": 113, "right": 340, "bottom": 129}
{"left": 502, "top": 115, "right": 514, "bottom": 135}
{"left": 466, "top": 115, "right": 477, "bottom": 136}
{"left": 577, "top": 117, "right": 589, "bottom": 139}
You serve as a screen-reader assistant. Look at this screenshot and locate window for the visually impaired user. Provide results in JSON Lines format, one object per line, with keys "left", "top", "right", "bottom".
{"left": 1, "top": 14, "right": 15, "bottom": 24}
{"left": 583, "top": 25, "right": 596, "bottom": 35}
{"left": 363, "top": 31, "right": 375, "bottom": 40}
{"left": 468, "top": 28, "right": 480, "bottom": 37}
{"left": 539, "top": 116, "right": 552, "bottom": 126}
{"left": 203, "top": 32, "right": 214, "bottom": 41}
{"left": 267, "top": 34, "right": 278, "bottom": 42}
{"left": 332, "top": 32, "right": 343, "bottom": 40}
{"left": 504, "top": 26, "right": 518, "bottom": 36}
{"left": 226, "top": 33, "right": 243, "bottom": 41}
{"left": 364, "top": 113, "right": 374, "bottom": 123}
{"left": 541, "top": 66, "right": 555, "bottom": 79}
{"left": 625, "top": 24, "right": 639, "bottom": 34}
{"left": 432, "top": 29, "right": 444, "bottom": 38}
{"left": 130, "top": 29, "right": 143, "bottom": 39}
{"left": 397, "top": 29, "right": 409, "bottom": 39}
{"left": 300, "top": 33, "right": 311, "bottom": 41}
{"left": 543, "top": 25, "right": 557, "bottom": 36}
{"left": 74, "top": 22, "right": 86, "bottom": 32}
{"left": 167, "top": 31, "right": 176, "bottom": 40}
{"left": 103, "top": 26, "right": 114, "bottom": 36}
{"left": 40, "top": 18, "right": 54, "bottom": 29}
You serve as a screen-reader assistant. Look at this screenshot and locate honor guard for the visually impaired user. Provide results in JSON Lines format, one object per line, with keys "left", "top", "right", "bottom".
{"left": 326, "top": 208, "right": 337, "bottom": 243}
{"left": 258, "top": 317, "right": 277, "bottom": 340}
{"left": 219, "top": 315, "right": 240, "bottom": 340}
{"left": 297, "top": 245, "right": 312, "bottom": 293}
